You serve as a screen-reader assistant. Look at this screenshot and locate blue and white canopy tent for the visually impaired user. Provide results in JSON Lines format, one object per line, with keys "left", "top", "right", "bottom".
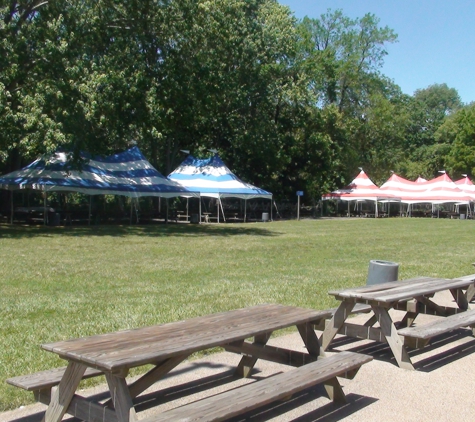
{"left": 0, "top": 146, "right": 197, "bottom": 224}
{"left": 168, "top": 153, "right": 272, "bottom": 222}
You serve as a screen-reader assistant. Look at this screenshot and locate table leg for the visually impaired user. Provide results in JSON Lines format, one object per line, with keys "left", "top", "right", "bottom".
{"left": 372, "top": 306, "right": 414, "bottom": 370}
{"left": 297, "top": 322, "right": 324, "bottom": 358}
{"left": 466, "top": 284, "right": 475, "bottom": 302}
{"left": 42, "top": 362, "right": 87, "bottom": 422}
{"left": 105, "top": 373, "right": 138, "bottom": 422}
{"left": 323, "top": 377, "right": 347, "bottom": 404}
{"left": 235, "top": 332, "right": 271, "bottom": 377}
{"left": 321, "top": 301, "right": 356, "bottom": 350}
{"left": 450, "top": 288, "right": 470, "bottom": 311}
{"left": 398, "top": 311, "right": 418, "bottom": 328}
{"left": 127, "top": 355, "right": 189, "bottom": 399}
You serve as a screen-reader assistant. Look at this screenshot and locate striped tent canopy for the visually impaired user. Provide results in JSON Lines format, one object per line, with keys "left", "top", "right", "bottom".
{"left": 0, "top": 147, "right": 196, "bottom": 198}
{"left": 454, "top": 175, "right": 475, "bottom": 200}
{"left": 168, "top": 154, "right": 272, "bottom": 200}
{"left": 322, "top": 170, "right": 390, "bottom": 201}
{"left": 379, "top": 172, "right": 471, "bottom": 204}
{"left": 416, "top": 173, "right": 472, "bottom": 204}
{"left": 379, "top": 173, "right": 430, "bottom": 203}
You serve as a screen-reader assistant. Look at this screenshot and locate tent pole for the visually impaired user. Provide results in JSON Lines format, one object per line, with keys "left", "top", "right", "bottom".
{"left": 10, "top": 191, "right": 13, "bottom": 224}
{"left": 130, "top": 199, "right": 133, "bottom": 225}
{"left": 244, "top": 199, "right": 247, "bottom": 222}
{"left": 199, "top": 196, "right": 202, "bottom": 223}
{"left": 375, "top": 200, "right": 378, "bottom": 218}
{"left": 43, "top": 192, "right": 47, "bottom": 226}
{"left": 89, "top": 196, "right": 92, "bottom": 225}
{"left": 270, "top": 197, "right": 273, "bottom": 221}
{"left": 219, "top": 197, "right": 226, "bottom": 222}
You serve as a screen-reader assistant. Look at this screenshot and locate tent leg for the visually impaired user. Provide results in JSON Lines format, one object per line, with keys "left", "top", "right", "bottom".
{"left": 270, "top": 197, "right": 273, "bottom": 221}
{"left": 199, "top": 197, "right": 202, "bottom": 223}
{"left": 89, "top": 196, "right": 92, "bottom": 225}
{"left": 43, "top": 192, "right": 47, "bottom": 226}
{"left": 219, "top": 197, "right": 225, "bottom": 222}
{"left": 130, "top": 200, "right": 133, "bottom": 225}
{"left": 244, "top": 199, "right": 247, "bottom": 222}
{"left": 10, "top": 192, "right": 13, "bottom": 224}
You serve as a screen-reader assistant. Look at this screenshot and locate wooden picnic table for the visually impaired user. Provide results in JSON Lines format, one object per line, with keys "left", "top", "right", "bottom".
{"left": 321, "top": 276, "right": 475, "bottom": 370}
{"left": 37, "top": 304, "right": 351, "bottom": 422}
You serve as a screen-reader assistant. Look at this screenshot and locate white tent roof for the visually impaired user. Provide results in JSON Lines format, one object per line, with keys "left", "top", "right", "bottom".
{"left": 168, "top": 154, "right": 272, "bottom": 200}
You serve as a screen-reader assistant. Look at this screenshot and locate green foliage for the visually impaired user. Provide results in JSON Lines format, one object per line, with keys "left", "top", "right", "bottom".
{"left": 439, "top": 103, "right": 475, "bottom": 177}
{"left": 0, "top": 3, "right": 468, "bottom": 198}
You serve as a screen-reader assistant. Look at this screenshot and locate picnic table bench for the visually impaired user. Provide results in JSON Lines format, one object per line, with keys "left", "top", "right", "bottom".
{"left": 7, "top": 304, "right": 372, "bottom": 422}
{"left": 321, "top": 275, "right": 475, "bottom": 370}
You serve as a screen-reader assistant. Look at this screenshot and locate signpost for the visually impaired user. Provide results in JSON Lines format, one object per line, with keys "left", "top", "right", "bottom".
{"left": 296, "top": 191, "right": 304, "bottom": 220}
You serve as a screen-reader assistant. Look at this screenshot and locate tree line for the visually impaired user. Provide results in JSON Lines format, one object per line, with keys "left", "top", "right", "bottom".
{"left": 1, "top": 0, "right": 474, "bottom": 201}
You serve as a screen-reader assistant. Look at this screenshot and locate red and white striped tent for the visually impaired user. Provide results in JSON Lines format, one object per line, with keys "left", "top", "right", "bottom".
{"left": 379, "top": 172, "right": 472, "bottom": 204}
{"left": 416, "top": 173, "right": 472, "bottom": 204}
{"left": 378, "top": 173, "right": 424, "bottom": 203}
{"left": 454, "top": 175, "right": 475, "bottom": 200}
{"left": 322, "top": 170, "right": 392, "bottom": 216}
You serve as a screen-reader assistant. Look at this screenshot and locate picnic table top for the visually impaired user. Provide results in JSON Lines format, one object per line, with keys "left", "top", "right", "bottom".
{"left": 41, "top": 304, "right": 329, "bottom": 373}
{"left": 328, "top": 275, "right": 475, "bottom": 304}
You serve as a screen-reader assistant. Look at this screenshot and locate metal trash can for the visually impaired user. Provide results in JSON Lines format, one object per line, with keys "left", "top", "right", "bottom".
{"left": 262, "top": 212, "right": 269, "bottom": 222}
{"left": 48, "top": 212, "right": 61, "bottom": 226}
{"left": 190, "top": 214, "right": 199, "bottom": 224}
{"left": 460, "top": 214, "right": 466, "bottom": 220}
{"left": 366, "top": 260, "right": 399, "bottom": 285}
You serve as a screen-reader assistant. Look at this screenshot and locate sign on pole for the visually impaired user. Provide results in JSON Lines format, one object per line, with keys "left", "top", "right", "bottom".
{"left": 296, "top": 191, "right": 304, "bottom": 220}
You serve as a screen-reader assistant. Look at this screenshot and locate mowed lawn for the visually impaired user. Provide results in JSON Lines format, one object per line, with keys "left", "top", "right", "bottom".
{"left": 1, "top": 217, "right": 474, "bottom": 410}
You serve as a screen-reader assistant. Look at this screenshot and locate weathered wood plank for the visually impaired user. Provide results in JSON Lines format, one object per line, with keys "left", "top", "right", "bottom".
{"left": 36, "top": 391, "right": 118, "bottom": 422}
{"left": 372, "top": 306, "right": 414, "bottom": 370}
{"left": 42, "top": 362, "right": 87, "bottom": 422}
{"left": 321, "top": 301, "right": 356, "bottom": 350}
{"left": 6, "top": 366, "right": 103, "bottom": 392}
{"left": 235, "top": 333, "right": 271, "bottom": 378}
{"left": 142, "top": 351, "right": 372, "bottom": 422}
{"left": 41, "top": 305, "right": 330, "bottom": 372}
{"left": 331, "top": 277, "right": 475, "bottom": 304}
{"left": 105, "top": 374, "right": 137, "bottom": 422}
{"left": 337, "top": 322, "right": 388, "bottom": 343}
{"left": 398, "top": 309, "right": 475, "bottom": 341}
{"left": 223, "top": 342, "right": 318, "bottom": 367}
{"left": 127, "top": 355, "right": 188, "bottom": 399}
{"left": 297, "top": 322, "right": 323, "bottom": 358}
{"left": 450, "top": 288, "right": 469, "bottom": 311}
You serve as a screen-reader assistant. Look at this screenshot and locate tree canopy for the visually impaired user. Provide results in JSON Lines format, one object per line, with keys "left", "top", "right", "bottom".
{"left": 1, "top": 2, "right": 473, "bottom": 200}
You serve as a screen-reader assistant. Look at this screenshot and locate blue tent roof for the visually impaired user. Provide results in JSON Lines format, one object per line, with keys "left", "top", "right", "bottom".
{"left": 0, "top": 147, "right": 197, "bottom": 198}
{"left": 168, "top": 154, "right": 272, "bottom": 200}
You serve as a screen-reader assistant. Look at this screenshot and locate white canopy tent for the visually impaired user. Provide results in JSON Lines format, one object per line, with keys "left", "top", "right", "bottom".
{"left": 168, "top": 154, "right": 272, "bottom": 222}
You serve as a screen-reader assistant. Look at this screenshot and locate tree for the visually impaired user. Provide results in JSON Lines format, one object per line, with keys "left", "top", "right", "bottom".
{"left": 439, "top": 103, "right": 475, "bottom": 177}
{"left": 295, "top": 10, "right": 397, "bottom": 113}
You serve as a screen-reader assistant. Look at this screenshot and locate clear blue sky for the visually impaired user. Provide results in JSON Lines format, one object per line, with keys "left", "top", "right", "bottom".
{"left": 279, "top": 0, "right": 475, "bottom": 104}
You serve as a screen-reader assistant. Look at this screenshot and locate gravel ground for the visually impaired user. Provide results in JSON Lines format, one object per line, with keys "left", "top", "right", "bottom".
{"left": 2, "top": 291, "right": 475, "bottom": 422}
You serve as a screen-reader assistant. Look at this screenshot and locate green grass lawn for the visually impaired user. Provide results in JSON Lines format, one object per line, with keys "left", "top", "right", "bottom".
{"left": 1, "top": 217, "right": 474, "bottom": 411}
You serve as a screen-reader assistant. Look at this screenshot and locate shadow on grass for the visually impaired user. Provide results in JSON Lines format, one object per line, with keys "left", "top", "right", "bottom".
{"left": 0, "top": 222, "right": 282, "bottom": 239}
